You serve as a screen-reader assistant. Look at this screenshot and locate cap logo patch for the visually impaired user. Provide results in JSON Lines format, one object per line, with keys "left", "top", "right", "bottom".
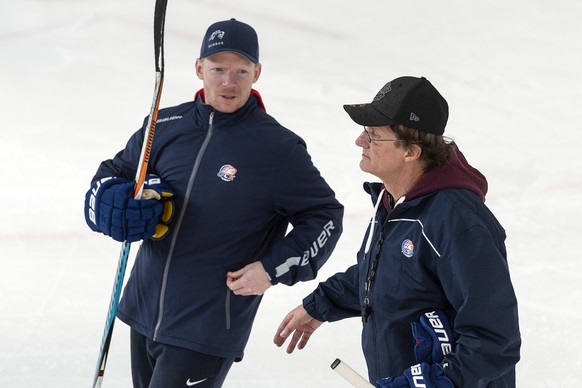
{"left": 401, "top": 239, "right": 415, "bottom": 258}
{"left": 217, "top": 164, "right": 237, "bottom": 182}
{"left": 373, "top": 82, "right": 392, "bottom": 101}
{"left": 410, "top": 112, "right": 420, "bottom": 121}
{"left": 209, "top": 29, "right": 225, "bottom": 41}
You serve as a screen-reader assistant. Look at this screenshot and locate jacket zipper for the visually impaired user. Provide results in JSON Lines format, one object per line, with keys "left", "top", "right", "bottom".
{"left": 153, "top": 111, "right": 215, "bottom": 340}
{"left": 364, "top": 215, "right": 389, "bottom": 377}
{"left": 225, "top": 289, "right": 231, "bottom": 330}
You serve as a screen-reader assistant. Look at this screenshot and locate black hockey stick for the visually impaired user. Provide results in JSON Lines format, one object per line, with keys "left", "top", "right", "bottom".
{"left": 91, "top": 1, "right": 167, "bottom": 387}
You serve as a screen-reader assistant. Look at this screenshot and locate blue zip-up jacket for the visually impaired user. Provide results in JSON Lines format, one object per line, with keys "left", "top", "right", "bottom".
{"left": 303, "top": 148, "right": 520, "bottom": 386}
{"left": 90, "top": 91, "right": 343, "bottom": 360}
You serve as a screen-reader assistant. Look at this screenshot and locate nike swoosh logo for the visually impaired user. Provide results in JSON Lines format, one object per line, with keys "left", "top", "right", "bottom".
{"left": 186, "top": 378, "right": 208, "bottom": 386}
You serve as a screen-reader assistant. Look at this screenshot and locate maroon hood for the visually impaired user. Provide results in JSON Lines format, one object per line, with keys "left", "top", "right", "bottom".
{"left": 382, "top": 145, "right": 488, "bottom": 210}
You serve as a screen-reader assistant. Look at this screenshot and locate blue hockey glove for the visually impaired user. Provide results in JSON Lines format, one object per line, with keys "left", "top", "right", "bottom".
{"left": 375, "top": 363, "right": 453, "bottom": 388}
{"left": 84, "top": 174, "right": 175, "bottom": 242}
{"left": 412, "top": 310, "right": 456, "bottom": 364}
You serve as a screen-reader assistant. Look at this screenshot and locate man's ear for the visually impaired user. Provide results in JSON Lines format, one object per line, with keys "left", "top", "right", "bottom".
{"left": 253, "top": 63, "right": 262, "bottom": 83}
{"left": 404, "top": 143, "right": 423, "bottom": 162}
{"left": 195, "top": 58, "right": 204, "bottom": 80}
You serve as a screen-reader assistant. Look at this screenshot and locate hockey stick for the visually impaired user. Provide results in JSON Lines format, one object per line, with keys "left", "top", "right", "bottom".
{"left": 91, "top": 1, "right": 168, "bottom": 387}
{"left": 331, "top": 358, "right": 374, "bottom": 388}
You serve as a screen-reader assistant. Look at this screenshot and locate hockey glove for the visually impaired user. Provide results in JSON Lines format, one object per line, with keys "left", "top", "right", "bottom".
{"left": 412, "top": 310, "right": 456, "bottom": 364}
{"left": 141, "top": 174, "right": 175, "bottom": 239}
{"left": 84, "top": 175, "right": 175, "bottom": 242}
{"left": 375, "top": 363, "right": 453, "bottom": 388}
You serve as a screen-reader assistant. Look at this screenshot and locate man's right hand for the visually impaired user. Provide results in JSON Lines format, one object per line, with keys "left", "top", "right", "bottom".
{"left": 273, "top": 304, "right": 323, "bottom": 353}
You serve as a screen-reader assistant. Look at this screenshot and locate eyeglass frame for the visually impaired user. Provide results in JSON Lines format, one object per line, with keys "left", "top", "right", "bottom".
{"left": 362, "top": 126, "right": 401, "bottom": 144}
{"left": 362, "top": 126, "right": 454, "bottom": 146}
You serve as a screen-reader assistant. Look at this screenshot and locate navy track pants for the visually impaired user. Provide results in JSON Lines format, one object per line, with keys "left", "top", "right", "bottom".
{"left": 130, "top": 330, "right": 234, "bottom": 388}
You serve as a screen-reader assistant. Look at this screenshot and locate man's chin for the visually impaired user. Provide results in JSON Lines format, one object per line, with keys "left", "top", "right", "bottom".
{"left": 359, "top": 162, "right": 369, "bottom": 174}
{"left": 214, "top": 101, "right": 243, "bottom": 113}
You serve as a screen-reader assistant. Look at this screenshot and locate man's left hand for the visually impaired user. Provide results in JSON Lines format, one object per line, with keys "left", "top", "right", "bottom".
{"left": 226, "top": 261, "right": 272, "bottom": 296}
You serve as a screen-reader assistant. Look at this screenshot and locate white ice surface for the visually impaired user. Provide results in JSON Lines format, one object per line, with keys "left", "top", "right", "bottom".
{"left": 1, "top": 0, "right": 581, "bottom": 386}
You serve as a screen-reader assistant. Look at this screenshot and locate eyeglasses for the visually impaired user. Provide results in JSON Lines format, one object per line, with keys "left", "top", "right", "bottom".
{"left": 362, "top": 127, "right": 400, "bottom": 144}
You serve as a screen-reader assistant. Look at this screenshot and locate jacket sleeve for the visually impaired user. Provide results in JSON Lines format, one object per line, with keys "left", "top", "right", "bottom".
{"left": 260, "top": 142, "right": 344, "bottom": 286}
{"left": 437, "top": 224, "right": 521, "bottom": 387}
{"left": 302, "top": 263, "right": 361, "bottom": 322}
{"left": 91, "top": 123, "right": 147, "bottom": 183}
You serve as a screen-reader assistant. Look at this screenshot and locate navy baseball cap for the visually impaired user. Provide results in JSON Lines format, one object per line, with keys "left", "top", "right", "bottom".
{"left": 343, "top": 76, "right": 449, "bottom": 135}
{"left": 200, "top": 18, "right": 259, "bottom": 63}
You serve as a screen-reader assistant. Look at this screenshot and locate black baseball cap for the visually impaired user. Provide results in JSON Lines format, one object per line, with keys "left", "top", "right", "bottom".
{"left": 343, "top": 76, "right": 449, "bottom": 135}
{"left": 200, "top": 18, "right": 259, "bottom": 63}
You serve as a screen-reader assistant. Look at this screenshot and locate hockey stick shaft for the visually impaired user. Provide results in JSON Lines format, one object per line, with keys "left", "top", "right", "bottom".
{"left": 331, "top": 358, "right": 374, "bottom": 388}
{"left": 92, "top": 1, "right": 167, "bottom": 387}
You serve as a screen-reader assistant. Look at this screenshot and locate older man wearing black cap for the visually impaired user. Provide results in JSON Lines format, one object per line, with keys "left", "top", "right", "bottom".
{"left": 274, "top": 76, "right": 521, "bottom": 388}
{"left": 83, "top": 18, "right": 343, "bottom": 387}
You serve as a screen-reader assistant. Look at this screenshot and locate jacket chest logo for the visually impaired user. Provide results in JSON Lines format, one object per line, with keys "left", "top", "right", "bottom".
{"left": 217, "top": 164, "right": 237, "bottom": 182}
{"left": 401, "top": 239, "right": 415, "bottom": 258}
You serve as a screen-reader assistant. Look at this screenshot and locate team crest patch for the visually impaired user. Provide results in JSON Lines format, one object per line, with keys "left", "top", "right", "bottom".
{"left": 217, "top": 164, "right": 237, "bottom": 182}
{"left": 401, "top": 239, "right": 415, "bottom": 258}
{"left": 373, "top": 82, "right": 392, "bottom": 101}
{"left": 209, "top": 29, "right": 225, "bottom": 41}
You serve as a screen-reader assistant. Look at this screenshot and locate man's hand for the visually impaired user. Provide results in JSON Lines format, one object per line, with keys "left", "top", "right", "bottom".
{"left": 273, "top": 304, "right": 323, "bottom": 353}
{"left": 226, "top": 261, "right": 272, "bottom": 296}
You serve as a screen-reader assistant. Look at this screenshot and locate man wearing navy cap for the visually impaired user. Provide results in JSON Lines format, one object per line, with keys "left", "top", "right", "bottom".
{"left": 274, "top": 76, "right": 521, "bottom": 387}
{"left": 84, "top": 19, "right": 343, "bottom": 387}
{"left": 196, "top": 18, "right": 261, "bottom": 114}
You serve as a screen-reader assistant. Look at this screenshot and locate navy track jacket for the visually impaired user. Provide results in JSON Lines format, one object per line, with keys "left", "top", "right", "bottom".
{"left": 90, "top": 91, "right": 343, "bottom": 360}
{"left": 303, "top": 148, "right": 520, "bottom": 387}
